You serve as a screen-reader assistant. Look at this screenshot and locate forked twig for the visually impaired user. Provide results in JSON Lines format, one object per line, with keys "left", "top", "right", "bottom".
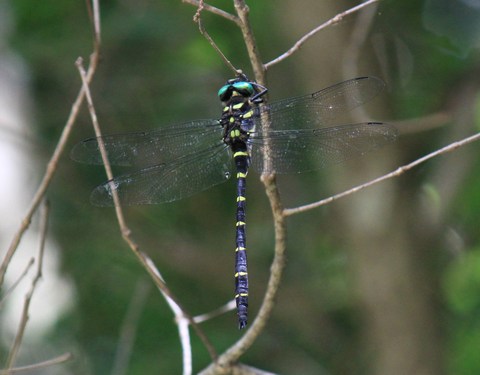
{"left": 0, "top": 258, "right": 34, "bottom": 308}
{"left": 265, "top": 0, "right": 380, "bottom": 69}
{"left": 183, "top": 0, "right": 240, "bottom": 24}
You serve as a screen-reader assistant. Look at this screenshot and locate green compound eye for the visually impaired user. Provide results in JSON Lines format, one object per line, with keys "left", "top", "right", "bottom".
{"left": 233, "top": 82, "right": 254, "bottom": 95}
{"left": 218, "top": 81, "right": 254, "bottom": 101}
{"left": 218, "top": 85, "right": 229, "bottom": 99}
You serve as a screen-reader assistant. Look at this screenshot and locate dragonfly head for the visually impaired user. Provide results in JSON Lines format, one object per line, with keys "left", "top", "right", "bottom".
{"left": 218, "top": 77, "right": 256, "bottom": 103}
{"left": 218, "top": 73, "right": 268, "bottom": 104}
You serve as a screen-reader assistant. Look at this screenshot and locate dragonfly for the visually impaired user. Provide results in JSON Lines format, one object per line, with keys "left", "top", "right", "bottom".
{"left": 71, "top": 74, "right": 397, "bottom": 329}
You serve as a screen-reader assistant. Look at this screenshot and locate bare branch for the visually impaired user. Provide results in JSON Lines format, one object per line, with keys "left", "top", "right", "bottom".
{"left": 284, "top": 130, "right": 480, "bottom": 216}
{"left": 194, "top": 300, "right": 236, "bottom": 324}
{"left": 85, "top": 0, "right": 101, "bottom": 45}
{"left": 265, "top": 0, "right": 381, "bottom": 69}
{"left": 155, "top": 264, "right": 194, "bottom": 375}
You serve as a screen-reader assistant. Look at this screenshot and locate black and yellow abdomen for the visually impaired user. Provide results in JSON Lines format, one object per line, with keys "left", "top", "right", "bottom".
{"left": 233, "top": 147, "right": 249, "bottom": 328}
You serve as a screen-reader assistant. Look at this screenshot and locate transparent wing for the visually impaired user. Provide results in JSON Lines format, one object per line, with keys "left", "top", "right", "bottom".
{"left": 255, "top": 77, "right": 385, "bottom": 131}
{"left": 71, "top": 119, "right": 222, "bottom": 167}
{"left": 90, "top": 144, "right": 233, "bottom": 206}
{"left": 73, "top": 77, "right": 392, "bottom": 205}
{"left": 250, "top": 122, "right": 397, "bottom": 174}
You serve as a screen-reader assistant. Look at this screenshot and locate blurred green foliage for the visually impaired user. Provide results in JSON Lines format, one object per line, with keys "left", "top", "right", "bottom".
{"left": 444, "top": 248, "right": 480, "bottom": 375}
{"left": 2, "top": 0, "right": 480, "bottom": 374}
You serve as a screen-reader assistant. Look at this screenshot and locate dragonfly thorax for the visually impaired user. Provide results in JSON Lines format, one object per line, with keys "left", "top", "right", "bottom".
{"left": 220, "top": 92, "right": 257, "bottom": 146}
{"left": 219, "top": 76, "right": 267, "bottom": 148}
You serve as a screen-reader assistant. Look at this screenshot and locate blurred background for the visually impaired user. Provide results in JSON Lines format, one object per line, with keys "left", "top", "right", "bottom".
{"left": 1, "top": 0, "right": 480, "bottom": 374}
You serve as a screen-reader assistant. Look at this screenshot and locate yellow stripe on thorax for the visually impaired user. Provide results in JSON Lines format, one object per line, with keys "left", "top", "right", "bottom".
{"left": 241, "top": 110, "right": 253, "bottom": 119}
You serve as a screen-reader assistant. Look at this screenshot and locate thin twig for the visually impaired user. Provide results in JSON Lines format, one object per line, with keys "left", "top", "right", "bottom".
{"left": 0, "top": 353, "right": 72, "bottom": 375}
{"left": 75, "top": 59, "right": 217, "bottom": 362}
{"left": 0, "top": 0, "right": 102, "bottom": 288}
{"left": 284, "top": 130, "right": 480, "bottom": 216}
{"left": 265, "top": 0, "right": 380, "bottom": 69}
{"left": 85, "top": 0, "right": 101, "bottom": 45}
{"left": 161, "top": 280, "right": 193, "bottom": 375}
{"left": 91, "top": 0, "right": 101, "bottom": 44}
{"left": 0, "top": 258, "right": 34, "bottom": 308}
{"left": 193, "top": 0, "right": 239, "bottom": 74}
{"left": 194, "top": 300, "right": 236, "bottom": 324}
{"left": 5, "top": 200, "right": 50, "bottom": 371}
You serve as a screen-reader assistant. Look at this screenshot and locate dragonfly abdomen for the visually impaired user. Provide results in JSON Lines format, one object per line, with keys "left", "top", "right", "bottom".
{"left": 233, "top": 147, "right": 249, "bottom": 329}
